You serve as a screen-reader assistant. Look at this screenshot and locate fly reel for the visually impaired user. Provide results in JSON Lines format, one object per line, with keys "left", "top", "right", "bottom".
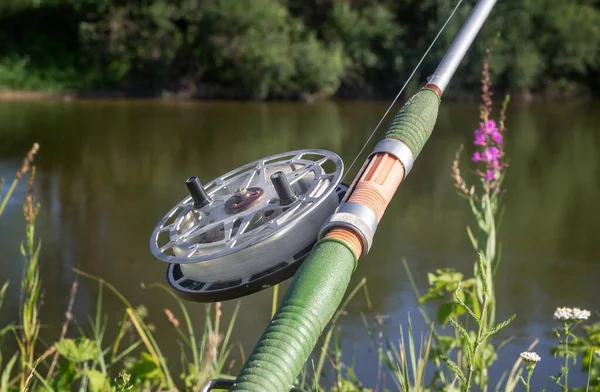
{"left": 149, "top": 149, "right": 346, "bottom": 302}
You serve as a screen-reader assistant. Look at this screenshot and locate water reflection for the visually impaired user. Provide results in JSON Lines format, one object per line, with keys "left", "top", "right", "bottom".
{"left": 0, "top": 99, "right": 599, "bottom": 387}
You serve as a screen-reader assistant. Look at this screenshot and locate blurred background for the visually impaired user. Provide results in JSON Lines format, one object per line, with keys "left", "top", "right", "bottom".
{"left": 1, "top": 0, "right": 600, "bottom": 391}
{"left": 0, "top": 0, "right": 599, "bottom": 101}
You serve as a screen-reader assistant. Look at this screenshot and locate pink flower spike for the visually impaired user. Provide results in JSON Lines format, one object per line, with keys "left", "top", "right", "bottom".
{"left": 472, "top": 152, "right": 481, "bottom": 162}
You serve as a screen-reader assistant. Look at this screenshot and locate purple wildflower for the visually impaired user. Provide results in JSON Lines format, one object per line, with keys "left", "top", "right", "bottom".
{"left": 474, "top": 129, "right": 487, "bottom": 145}
{"left": 483, "top": 147, "right": 500, "bottom": 162}
{"left": 474, "top": 120, "right": 503, "bottom": 146}
{"left": 490, "top": 129, "right": 503, "bottom": 144}
{"left": 471, "top": 119, "right": 505, "bottom": 189}
{"left": 484, "top": 169, "right": 497, "bottom": 181}
{"left": 485, "top": 120, "right": 499, "bottom": 132}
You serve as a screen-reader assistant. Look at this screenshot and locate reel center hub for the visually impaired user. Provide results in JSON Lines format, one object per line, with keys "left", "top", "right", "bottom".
{"left": 224, "top": 187, "right": 265, "bottom": 214}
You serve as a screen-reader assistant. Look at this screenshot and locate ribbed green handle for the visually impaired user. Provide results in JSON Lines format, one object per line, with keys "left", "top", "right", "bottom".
{"left": 231, "top": 240, "right": 356, "bottom": 392}
{"left": 382, "top": 88, "right": 441, "bottom": 158}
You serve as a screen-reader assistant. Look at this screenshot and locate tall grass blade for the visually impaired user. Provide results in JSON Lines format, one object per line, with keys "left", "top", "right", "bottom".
{"left": 126, "top": 308, "right": 160, "bottom": 366}
{"left": 217, "top": 301, "right": 241, "bottom": 371}
{"left": 1, "top": 353, "right": 17, "bottom": 391}
{"left": 146, "top": 283, "right": 201, "bottom": 370}
{"left": 0, "top": 282, "right": 8, "bottom": 311}
{"left": 111, "top": 340, "right": 143, "bottom": 364}
{"left": 407, "top": 315, "right": 418, "bottom": 385}
{"left": 32, "top": 370, "right": 52, "bottom": 391}
{"left": 73, "top": 269, "right": 175, "bottom": 389}
{"left": 400, "top": 327, "right": 410, "bottom": 392}
{"left": 110, "top": 311, "right": 130, "bottom": 364}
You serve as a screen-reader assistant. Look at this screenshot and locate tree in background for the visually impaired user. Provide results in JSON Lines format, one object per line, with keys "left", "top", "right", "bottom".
{"left": 0, "top": 0, "right": 599, "bottom": 100}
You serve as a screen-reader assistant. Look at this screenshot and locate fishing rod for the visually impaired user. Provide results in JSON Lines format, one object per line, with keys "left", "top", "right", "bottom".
{"left": 149, "top": 0, "right": 497, "bottom": 390}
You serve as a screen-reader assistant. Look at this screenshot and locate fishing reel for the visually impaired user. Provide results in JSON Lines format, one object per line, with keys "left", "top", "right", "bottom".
{"left": 149, "top": 149, "right": 347, "bottom": 302}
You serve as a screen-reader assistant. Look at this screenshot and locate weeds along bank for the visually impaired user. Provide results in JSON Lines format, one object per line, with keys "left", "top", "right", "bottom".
{"left": 1, "top": 42, "right": 600, "bottom": 391}
{"left": 1, "top": 0, "right": 600, "bottom": 100}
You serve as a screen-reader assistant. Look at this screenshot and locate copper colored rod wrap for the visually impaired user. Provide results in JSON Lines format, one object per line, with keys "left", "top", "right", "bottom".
{"left": 323, "top": 228, "right": 363, "bottom": 260}
{"left": 324, "top": 152, "right": 406, "bottom": 257}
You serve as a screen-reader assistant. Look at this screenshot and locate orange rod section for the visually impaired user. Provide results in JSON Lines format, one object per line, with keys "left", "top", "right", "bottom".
{"left": 324, "top": 228, "right": 363, "bottom": 260}
{"left": 324, "top": 148, "right": 407, "bottom": 257}
{"left": 348, "top": 151, "right": 405, "bottom": 222}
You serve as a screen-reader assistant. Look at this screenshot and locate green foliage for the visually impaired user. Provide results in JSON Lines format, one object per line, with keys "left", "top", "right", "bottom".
{"left": 0, "top": 55, "right": 77, "bottom": 91}
{"left": 55, "top": 338, "right": 99, "bottom": 363}
{"left": 1, "top": 0, "right": 600, "bottom": 98}
{"left": 198, "top": 0, "right": 345, "bottom": 99}
{"left": 566, "top": 323, "right": 600, "bottom": 389}
{"left": 419, "top": 269, "right": 477, "bottom": 326}
{"left": 77, "top": 0, "right": 186, "bottom": 89}
{"left": 326, "top": 2, "right": 403, "bottom": 91}
{"left": 114, "top": 372, "right": 134, "bottom": 391}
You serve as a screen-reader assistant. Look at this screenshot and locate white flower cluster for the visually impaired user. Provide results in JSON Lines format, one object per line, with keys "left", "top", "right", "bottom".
{"left": 553, "top": 307, "right": 591, "bottom": 321}
{"left": 520, "top": 352, "right": 541, "bottom": 363}
{"left": 595, "top": 350, "right": 600, "bottom": 359}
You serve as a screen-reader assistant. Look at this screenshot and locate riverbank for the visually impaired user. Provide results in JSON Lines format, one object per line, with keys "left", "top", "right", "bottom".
{"left": 0, "top": 87, "right": 592, "bottom": 103}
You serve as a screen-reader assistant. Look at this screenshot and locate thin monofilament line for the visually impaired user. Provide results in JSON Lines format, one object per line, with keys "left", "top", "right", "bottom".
{"left": 343, "top": 0, "right": 464, "bottom": 181}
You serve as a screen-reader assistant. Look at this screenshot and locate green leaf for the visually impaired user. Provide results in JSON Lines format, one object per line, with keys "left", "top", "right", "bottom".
{"left": 441, "top": 355, "right": 466, "bottom": 384}
{"left": 87, "top": 369, "right": 108, "bottom": 392}
{"left": 0, "top": 281, "right": 8, "bottom": 312}
{"left": 418, "top": 290, "right": 444, "bottom": 304}
{"left": 466, "top": 225, "right": 478, "bottom": 249}
{"left": 55, "top": 337, "right": 98, "bottom": 363}
{"left": 126, "top": 352, "right": 161, "bottom": 383}
{"left": 1, "top": 353, "right": 17, "bottom": 391}
{"left": 437, "top": 303, "right": 454, "bottom": 326}
{"left": 51, "top": 361, "right": 79, "bottom": 391}
{"left": 482, "top": 314, "right": 516, "bottom": 341}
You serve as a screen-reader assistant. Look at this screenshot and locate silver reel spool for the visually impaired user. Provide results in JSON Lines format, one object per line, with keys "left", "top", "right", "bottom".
{"left": 149, "top": 149, "right": 346, "bottom": 302}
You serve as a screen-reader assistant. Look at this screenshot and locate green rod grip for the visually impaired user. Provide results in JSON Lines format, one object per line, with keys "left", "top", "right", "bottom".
{"left": 231, "top": 240, "right": 356, "bottom": 392}
{"left": 382, "top": 88, "right": 441, "bottom": 159}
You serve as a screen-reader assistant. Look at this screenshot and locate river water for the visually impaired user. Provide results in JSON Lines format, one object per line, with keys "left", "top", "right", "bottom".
{"left": 1, "top": 99, "right": 599, "bottom": 390}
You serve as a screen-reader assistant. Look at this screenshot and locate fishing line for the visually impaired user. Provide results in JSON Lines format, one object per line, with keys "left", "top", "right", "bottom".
{"left": 343, "top": 0, "right": 464, "bottom": 181}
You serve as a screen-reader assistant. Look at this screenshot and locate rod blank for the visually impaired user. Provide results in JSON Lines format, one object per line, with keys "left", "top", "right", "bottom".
{"left": 427, "top": 0, "right": 497, "bottom": 94}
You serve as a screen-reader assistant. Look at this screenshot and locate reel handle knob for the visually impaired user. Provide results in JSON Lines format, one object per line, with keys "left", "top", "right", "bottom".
{"left": 271, "top": 171, "right": 298, "bottom": 206}
{"left": 185, "top": 176, "right": 211, "bottom": 208}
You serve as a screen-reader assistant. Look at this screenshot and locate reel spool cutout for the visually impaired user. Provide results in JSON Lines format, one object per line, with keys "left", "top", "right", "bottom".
{"left": 149, "top": 149, "right": 346, "bottom": 302}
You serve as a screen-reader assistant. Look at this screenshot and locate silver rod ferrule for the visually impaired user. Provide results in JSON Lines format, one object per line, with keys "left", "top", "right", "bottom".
{"left": 427, "top": 0, "right": 497, "bottom": 94}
